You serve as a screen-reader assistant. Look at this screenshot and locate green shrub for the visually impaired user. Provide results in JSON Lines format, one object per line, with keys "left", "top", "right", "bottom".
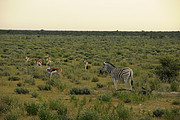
{"left": 82, "top": 74, "right": 91, "bottom": 80}
{"left": 116, "top": 103, "right": 132, "bottom": 120}
{"left": 38, "top": 84, "right": 51, "bottom": 91}
{"left": 8, "top": 76, "right": 20, "bottom": 81}
{"left": 164, "top": 108, "right": 180, "bottom": 120}
{"left": 17, "top": 82, "right": 24, "bottom": 87}
{"left": 24, "top": 77, "right": 35, "bottom": 85}
{"left": 55, "top": 80, "right": 66, "bottom": 92}
{"left": 92, "top": 77, "right": 99, "bottom": 82}
{"left": 4, "top": 112, "right": 19, "bottom": 120}
{"left": 97, "top": 93, "right": 112, "bottom": 102}
{"left": 172, "top": 100, "right": 180, "bottom": 105}
{"left": 155, "top": 56, "right": 180, "bottom": 83}
{"left": 49, "top": 99, "right": 61, "bottom": 110}
{"left": 38, "top": 103, "right": 51, "bottom": 120}
{"left": 33, "top": 73, "right": 40, "bottom": 78}
{"left": 96, "top": 83, "right": 104, "bottom": 88}
{"left": 153, "top": 108, "right": 164, "bottom": 117}
{"left": 79, "top": 108, "right": 98, "bottom": 120}
{"left": 24, "top": 102, "right": 39, "bottom": 115}
{"left": 57, "top": 103, "right": 68, "bottom": 116}
{"left": 0, "top": 102, "right": 7, "bottom": 114}
{"left": 31, "top": 91, "right": 38, "bottom": 98}
{"left": 46, "top": 79, "right": 55, "bottom": 86}
{"left": 69, "top": 86, "right": 91, "bottom": 95}
{"left": 15, "top": 88, "right": 29, "bottom": 94}
{"left": 170, "top": 81, "right": 179, "bottom": 92}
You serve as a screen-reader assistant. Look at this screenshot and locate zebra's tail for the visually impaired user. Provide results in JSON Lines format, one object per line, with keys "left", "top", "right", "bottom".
{"left": 130, "top": 70, "right": 133, "bottom": 87}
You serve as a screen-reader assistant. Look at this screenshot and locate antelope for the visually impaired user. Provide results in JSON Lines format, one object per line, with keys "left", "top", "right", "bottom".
{"left": 84, "top": 59, "right": 88, "bottom": 69}
{"left": 46, "top": 57, "right": 52, "bottom": 66}
{"left": 46, "top": 66, "right": 62, "bottom": 79}
{"left": 25, "top": 56, "right": 29, "bottom": 63}
{"left": 36, "top": 60, "right": 42, "bottom": 67}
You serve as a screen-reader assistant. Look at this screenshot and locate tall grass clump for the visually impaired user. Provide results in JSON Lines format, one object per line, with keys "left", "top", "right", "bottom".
{"left": 97, "top": 93, "right": 112, "bottom": 102}
{"left": 8, "top": 76, "right": 20, "bottom": 81}
{"left": 4, "top": 111, "right": 19, "bottom": 120}
{"left": 24, "top": 77, "right": 35, "bottom": 85}
{"left": 79, "top": 108, "right": 98, "bottom": 120}
{"left": 153, "top": 108, "right": 164, "bottom": 117}
{"left": 164, "top": 108, "right": 180, "bottom": 120}
{"left": 115, "top": 102, "right": 132, "bottom": 120}
{"left": 92, "top": 76, "right": 99, "bottom": 82}
{"left": 15, "top": 87, "right": 29, "bottom": 94}
{"left": 38, "top": 103, "right": 52, "bottom": 120}
{"left": 69, "top": 86, "right": 91, "bottom": 95}
{"left": 24, "top": 102, "right": 39, "bottom": 115}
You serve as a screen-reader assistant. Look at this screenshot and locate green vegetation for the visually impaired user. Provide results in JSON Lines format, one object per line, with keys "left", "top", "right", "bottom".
{"left": 0, "top": 30, "right": 179, "bottom": 119}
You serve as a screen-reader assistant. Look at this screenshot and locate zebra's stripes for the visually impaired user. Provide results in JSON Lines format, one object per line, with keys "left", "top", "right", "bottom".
{"left": 100, "top": 62, "right": 133, "bottom": 90}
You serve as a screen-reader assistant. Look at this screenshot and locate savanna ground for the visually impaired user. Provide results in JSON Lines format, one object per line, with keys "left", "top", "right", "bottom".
{"left": 0, "top": 30, "right": 180, "bottom": 120}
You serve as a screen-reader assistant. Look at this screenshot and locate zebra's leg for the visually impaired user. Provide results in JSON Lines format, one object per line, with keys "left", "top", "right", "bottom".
{"left": 129, "top": 78, "right": 132, "bottom": 90}
{"left": 124, "top": 78, "right": 128, "bottom": 89}
{"left": 113, "top": 78, "right": 117, "bottom": 90}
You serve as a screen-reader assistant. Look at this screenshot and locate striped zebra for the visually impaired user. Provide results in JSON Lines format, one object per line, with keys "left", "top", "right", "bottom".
{"left": 100, "top": 62, "right": 133, "bottom": 90}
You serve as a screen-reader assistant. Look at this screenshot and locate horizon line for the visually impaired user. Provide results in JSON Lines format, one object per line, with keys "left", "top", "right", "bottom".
{"left": 0, "top": 29, "right": 179, "bottom": 32}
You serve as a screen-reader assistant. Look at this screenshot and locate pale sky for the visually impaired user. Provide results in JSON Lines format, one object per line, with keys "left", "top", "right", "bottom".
{"left": 0, "top": 0, "right": 180, "bottom": 31}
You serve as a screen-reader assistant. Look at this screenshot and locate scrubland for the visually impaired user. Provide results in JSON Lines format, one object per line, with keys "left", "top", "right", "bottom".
{"left": 0, "top": 30, "right": 179, "bottom": 120}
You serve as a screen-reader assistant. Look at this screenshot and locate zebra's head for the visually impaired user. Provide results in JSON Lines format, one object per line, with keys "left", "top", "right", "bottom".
{"left": 100, "top": 62, "right": 108, "bottom": 74}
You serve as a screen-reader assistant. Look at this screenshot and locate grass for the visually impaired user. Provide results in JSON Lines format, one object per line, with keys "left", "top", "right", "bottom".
{"left": 0, "top": 31, "right": 179, "bottom": 119}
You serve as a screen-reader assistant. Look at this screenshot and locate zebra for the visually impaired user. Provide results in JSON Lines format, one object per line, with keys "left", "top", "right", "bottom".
{"left": 100, "top": 62, "right": 133, "bottom": 90}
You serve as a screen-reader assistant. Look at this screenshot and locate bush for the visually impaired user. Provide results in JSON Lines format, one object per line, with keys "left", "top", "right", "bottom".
{"left": 153, "top": 108, "right": 164, "bottom": 117}
{"left": 116, "top": 103, "right": 132, "bottom": 120}
{"left": 155, "top": 56, "right": 180, "bottom": 83}
{"left": 97, "top": 93, "right": 112, "bottom": 102}
{"left": 31, "top": 91, "right": 38, "bottom": 98}
{"left": 170, "top": 81, "right": 179, "bottom": 92}
{"left": 24, "top": 102, "right": 39, "bottom": 115}
{"left": 79, "top": 108, "right": 98, "bottom": 120}
{"left": 0, "top": 102, "right": 7, "bottom": 114}
{"left": 24, "top": 77, "right": 35, "bottom": 85}
{"left": 15, "top": 88, "right": 29, "bottom": 94}
{"left": 96, "top": 83, "right": 104, "bottom": 88}
{"left": 38, "top": 103, "right": 51, "bottom": 120}
{"left": 172, "top": 100, "right": 180, "bottom": 105}
{"left": 17, "top": 82, "right": 24, "bottom": 87}
{"left": 38, "top": 84, "right": 51, "bottom": 91}
{"left": 69, "top": 86, "right": 91, "bottom": 95}
{"left": 82, "top": 74, "right": 91, "bottom": 80}
{"left": 4, "top": 112, "right": 19, "bottom": 120}
{"left": 164, "top": 108, "right": 180, "bottom": 120}
{"left": 8, "top": 76, "right": 20, "bottom": 81}
{"left": 33, "top": 74, "right": 40, "bottom": 78}
{"left": 92, "top": 77, "right": 99, "bottom": 82}
{"left": 55, "top": 80, "right": 66, "bottom": 92}
{"left": 49, "top": 99, "right": 61, "bottom": 110}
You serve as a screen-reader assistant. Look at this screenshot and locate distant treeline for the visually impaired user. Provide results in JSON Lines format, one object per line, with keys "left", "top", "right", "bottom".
{"left": 0, "top": 29, "right": 179, "bottom": 38}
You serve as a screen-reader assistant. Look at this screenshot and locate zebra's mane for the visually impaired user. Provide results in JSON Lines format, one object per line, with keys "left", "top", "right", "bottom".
{"left": 105, "top": 62, "right": 116, "bottom": 67}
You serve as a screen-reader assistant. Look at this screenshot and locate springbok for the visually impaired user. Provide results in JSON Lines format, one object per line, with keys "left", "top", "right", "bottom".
{"left": 25, "top": 56, "right": 29, "bottom": 63}
{"left": 46, "top": 57, "right": 52, "bottom": 66}
{"left": 84, "top": 59, "right": 88, "bottom": 69}
{"left": 46, "top": 66, "right": 62, "bottom": 79}
{"left": 36, "top": 60, "right": 42, "bottom": 67}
